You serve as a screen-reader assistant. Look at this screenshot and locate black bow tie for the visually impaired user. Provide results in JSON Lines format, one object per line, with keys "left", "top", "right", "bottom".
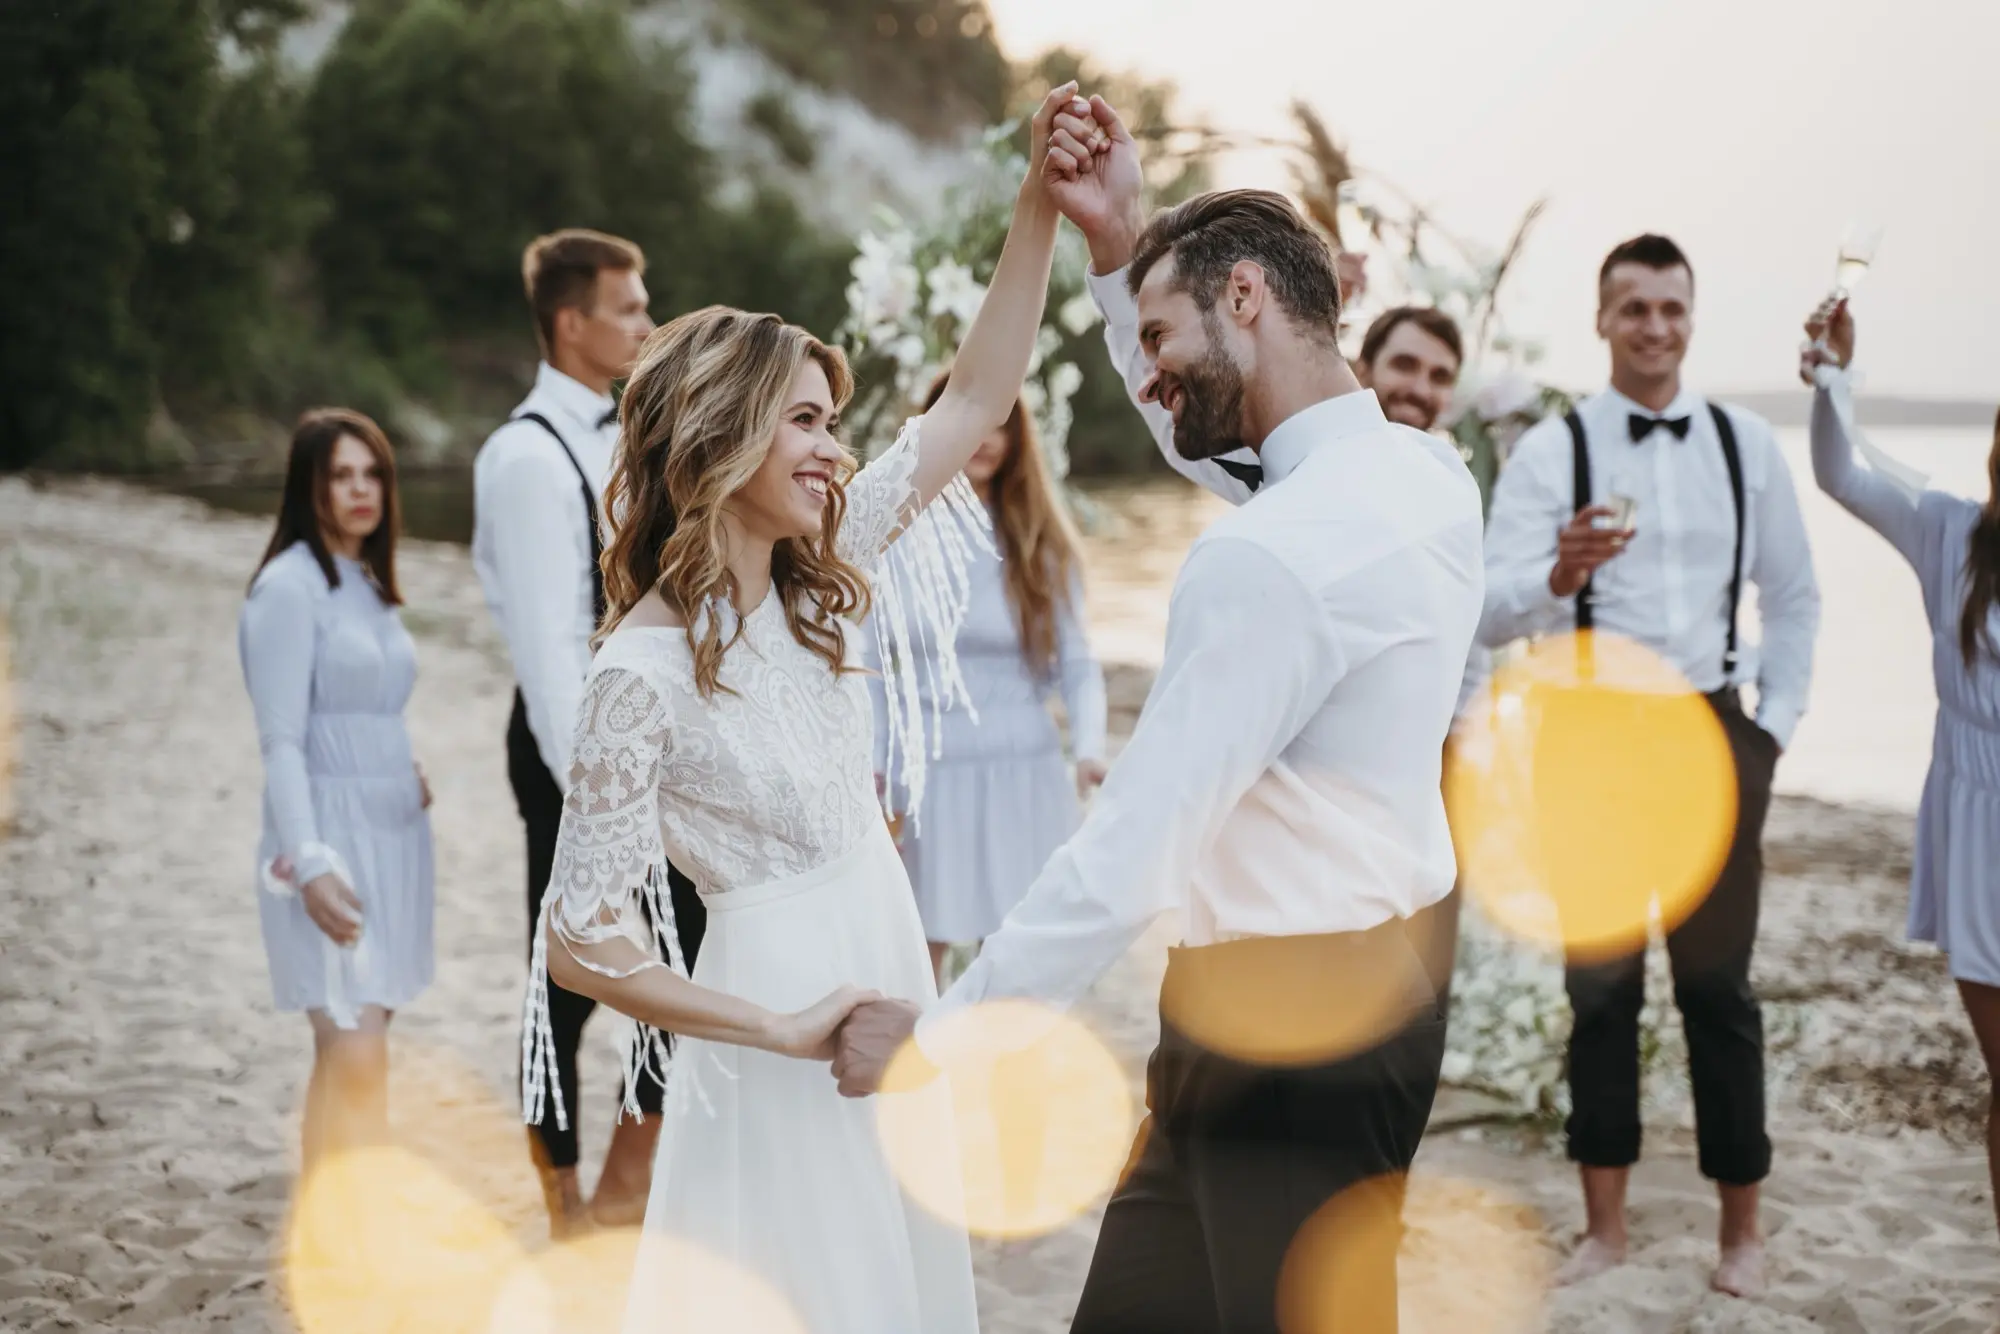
{"left": 598, "top": 407, "right": 619, "bottom": 430}
{"left": 1215, "top": 457, "right": 1263, "bottom": 492}
{"left": 1629, "top": 413, "right": 1691, "bottom": 443}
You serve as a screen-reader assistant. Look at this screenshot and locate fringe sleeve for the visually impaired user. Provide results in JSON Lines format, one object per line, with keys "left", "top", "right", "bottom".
{"left": 839, "top": 416, "right": 994, "bottom": 825}
{"left": 521, "top": 665, "right": 687, "bottom": 1133}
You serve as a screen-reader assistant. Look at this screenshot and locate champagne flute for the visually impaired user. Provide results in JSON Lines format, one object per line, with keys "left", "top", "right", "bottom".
{"left": 1809, "top": 222, "right": 1881, "bottom": 360}
{"left": 1833, "top": 222, "right": 1883, "bottom": 298}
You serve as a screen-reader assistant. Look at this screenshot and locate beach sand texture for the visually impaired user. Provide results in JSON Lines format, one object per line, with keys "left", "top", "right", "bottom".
{"left": 2, "top": 476, "right": 1994, "bottom": 1333}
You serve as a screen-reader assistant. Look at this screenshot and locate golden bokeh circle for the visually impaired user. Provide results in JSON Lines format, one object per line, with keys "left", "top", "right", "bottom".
{"left": 486, "top": 1228, "right": 806, "bottom": 1334}
{"left": 1446, "top": 632, "right": 1737, "bottom": 962}
{"left": 1278, "top": 1174, "right": 1550, "bottom": 1334}
{"left": 1158, "top": 931, "right": 1439, "bottom": 1069}
{"left": 875, "top": 999, "right": 1133, "bottom": 1239}
{"left": 286, "top": 1145, "right": 523, "bottom": 1334}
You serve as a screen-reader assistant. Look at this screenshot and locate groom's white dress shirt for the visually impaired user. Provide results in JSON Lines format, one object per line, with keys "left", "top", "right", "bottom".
{"left": 925, "top": 274, "right": 1485, "bottom": 1037}
{"left": 1076, "top": 268, "right": 1493, "bottom": 729}
{"left": 1478, "top": 386, "right": 1820, "bottom": 747}
{"left": 472, "top": 362, "right": 618, "bottom": 781}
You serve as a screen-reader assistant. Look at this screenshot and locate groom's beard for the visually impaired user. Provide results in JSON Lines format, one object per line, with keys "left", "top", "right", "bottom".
{"left": 1169, "top": 335, "right": 1248, "bottom": 462}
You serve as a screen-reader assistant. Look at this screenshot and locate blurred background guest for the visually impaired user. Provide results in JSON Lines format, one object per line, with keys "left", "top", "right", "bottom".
{"left": 1353, "top": 305, "right": 1464, "bottom": 434}
{"left": 870, "top": 371, "right": 1108, "bottom": 986}
{"left": 239, "top": 408, "right": 434, "bottom": 1169}
{"left": 472, "top": 229, "right": 703, "bottom": 1235}
{"left": 1803, "top": 297, "right": 2000, "bottom": 1238}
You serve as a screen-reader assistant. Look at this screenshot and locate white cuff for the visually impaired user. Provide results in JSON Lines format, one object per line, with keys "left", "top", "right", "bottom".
{"left": 1087, "top": 266, "right": 1135, "bottom": 321}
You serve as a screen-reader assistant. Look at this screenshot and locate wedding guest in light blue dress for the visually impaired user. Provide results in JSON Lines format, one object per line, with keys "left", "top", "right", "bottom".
{"left": 240, "top": 408, "right": 434, "bottom": 1166}
{"left": 1803, "top": 299, "right": 2000, "bottom": 1234}
{"left": 869, "top": 374, "right": 1107, "bottom": 985}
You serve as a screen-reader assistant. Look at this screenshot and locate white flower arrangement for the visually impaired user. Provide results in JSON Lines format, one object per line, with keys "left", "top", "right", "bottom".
{"left": 835, "top": 125, "right": 1100, "bottom": 492}
{"left": 1443, "top": 903, "right": 1687, "bottom": 1120}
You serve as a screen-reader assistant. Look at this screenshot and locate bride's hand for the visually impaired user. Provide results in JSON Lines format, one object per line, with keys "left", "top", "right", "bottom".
{"left": 1029, "top": 81, "right": 1091, "bottom": 196}
{"left": 767, "top": 986, "right": 880, "bottom": 1060}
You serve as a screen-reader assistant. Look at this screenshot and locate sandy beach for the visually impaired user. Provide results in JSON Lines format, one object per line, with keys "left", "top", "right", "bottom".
{"left": 2, "top": 475, "right": 1995, "bottom": 1333}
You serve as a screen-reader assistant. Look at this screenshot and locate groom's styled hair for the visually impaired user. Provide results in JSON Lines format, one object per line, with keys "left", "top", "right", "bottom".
{"left": 1127, "top": 189, "right": 1342, "bottom": 344}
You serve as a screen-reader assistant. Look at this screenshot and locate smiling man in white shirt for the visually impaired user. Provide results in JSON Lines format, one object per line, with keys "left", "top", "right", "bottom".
{"left": 1478, "top": 234, "right": 1820, "bottom": 1297}
{"left": 473, "top": 228, "right": 704, "bottom": 1237}
{"left": 835, "top": 100, "right": 1483, "bottom": 1333}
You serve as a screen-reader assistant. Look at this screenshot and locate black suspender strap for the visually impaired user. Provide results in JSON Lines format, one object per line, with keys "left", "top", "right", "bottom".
{"left": 1708, "top": 402, "right": 1747, "bottom": 679}
{"left": 511, "top": 411, "right": 606, "bottom": 623}
{"left": 1564, "top": 408, "right": 1593, "bottom": 632}
{"left": 1564, "top": 403, "right": 1747, "bottom": 680}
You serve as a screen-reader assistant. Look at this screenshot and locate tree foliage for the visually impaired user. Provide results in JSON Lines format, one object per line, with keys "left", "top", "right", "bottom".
{"left": 0, "top": 0, "right": 306, "bottom": 467}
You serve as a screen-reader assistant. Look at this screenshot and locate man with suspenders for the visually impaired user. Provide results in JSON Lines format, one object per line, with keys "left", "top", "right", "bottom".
{"left": 1479, "top": 235, "right": 1820, "bottom": 1298}
{"left": 472, "top": 229, "right": 705, "bottom": 1237}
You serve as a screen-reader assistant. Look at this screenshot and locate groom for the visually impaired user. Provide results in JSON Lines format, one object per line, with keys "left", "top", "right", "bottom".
{"left": 835, "top": 99, "right": 1484, "bottom": 1332}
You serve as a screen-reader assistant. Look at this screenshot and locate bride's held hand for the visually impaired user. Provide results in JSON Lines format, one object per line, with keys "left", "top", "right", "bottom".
{"left": 1028, "top": 82, "right": 1096, "bottom": 195}
{"left": 767, "top": 985, "right": 882, "bottom": 1061}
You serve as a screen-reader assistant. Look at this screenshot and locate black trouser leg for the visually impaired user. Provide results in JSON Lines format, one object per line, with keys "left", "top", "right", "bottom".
{"left": 1074, "top": 931, "right": 1445, "bottom": 1334}
{"left": 509, "top": 692, "right": 703, "bottom": 1167}
{"left": 1070, "top": 1112, "right": 1220, "bottom": 1334}
{"left": 1563, "top": 690, "right": 1776, "bottom": 1182}
{"left": 1668, "top": 695, "right": 1776, "bottom": 1185}
{"left": 1562, "top": 948, "right": 1648, "bottom": 1168}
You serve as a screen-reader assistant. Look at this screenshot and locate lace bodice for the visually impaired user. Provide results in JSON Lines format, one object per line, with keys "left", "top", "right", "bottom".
{"left": 548, "top": 427, "right": 931, "bottom": 909}
{"left": 523, "top": 422, "right": 989, "bottom": 1130}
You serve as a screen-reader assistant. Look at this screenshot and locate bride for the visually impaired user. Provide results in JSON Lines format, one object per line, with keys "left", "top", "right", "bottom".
{"left": 521, "top": 84, "right": 1094, "bottom": 1333}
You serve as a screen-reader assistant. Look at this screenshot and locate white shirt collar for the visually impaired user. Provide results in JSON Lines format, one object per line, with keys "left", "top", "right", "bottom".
{"left": 1258, "top": 389, "right": 1390, "bottom": 485}
{"left": 534, "top": 361, "right": 615, "bottom": 430}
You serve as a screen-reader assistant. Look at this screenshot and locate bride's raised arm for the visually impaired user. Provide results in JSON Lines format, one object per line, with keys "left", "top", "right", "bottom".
{"left": 906, "top": 84, "right": 1075, "bottom": 502}
{"left": 840, "top": 84, "right": 1083, "bottom": 563}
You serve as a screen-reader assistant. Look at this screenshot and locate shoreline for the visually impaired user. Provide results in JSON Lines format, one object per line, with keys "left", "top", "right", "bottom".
{"left": 2, "top": 475, "right": 1993, "bottom": 1332}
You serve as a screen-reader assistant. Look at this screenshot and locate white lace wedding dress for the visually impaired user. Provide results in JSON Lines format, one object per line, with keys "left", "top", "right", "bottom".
{"left": 522, "top": 422, "right": 983, "bottom": 1334}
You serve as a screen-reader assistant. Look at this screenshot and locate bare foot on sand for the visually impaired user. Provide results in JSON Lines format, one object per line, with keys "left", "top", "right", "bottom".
{"left": 1556, "top": 1235, "right": 1627, "bottom": 1286}
{"left": 1711, "top": 1241, "right": 1767, "bottom": 1298}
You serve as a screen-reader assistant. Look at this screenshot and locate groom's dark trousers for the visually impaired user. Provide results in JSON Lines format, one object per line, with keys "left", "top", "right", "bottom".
{"left": 1069, "top": 910, "right": 1451, "bottom": 1334}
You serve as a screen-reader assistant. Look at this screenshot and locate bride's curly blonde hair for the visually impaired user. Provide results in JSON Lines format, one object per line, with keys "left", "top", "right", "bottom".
{"left": 600, "top": 306, "right": 872, "bottom": 697}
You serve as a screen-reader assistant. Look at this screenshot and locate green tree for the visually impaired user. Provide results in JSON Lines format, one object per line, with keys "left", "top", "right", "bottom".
{"left": 0, "top": 0, "right": 307, "bottom": 468}
{"left": 305, "top": 0, "right": 852, "bottom": 383}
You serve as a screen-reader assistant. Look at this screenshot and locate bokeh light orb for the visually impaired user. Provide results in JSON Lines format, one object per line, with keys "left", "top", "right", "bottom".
{"left": 1159, "top": 927, "right": 1438, "bottom": 1069}
{"left": 1446, "top": 631, "right": 1737, "bottom": 962}
{"left": 487, "top": 1228, "right": 806, "bottom": 1334}
{"left": 286, "top": 1145, "right": 522, "bottom": 1334}
{"left": 1279, "top": 1173, "right": 1550, "bottom": 1334}
{"left": 876, "top": 999, "right": 1131, "bottom": 1239}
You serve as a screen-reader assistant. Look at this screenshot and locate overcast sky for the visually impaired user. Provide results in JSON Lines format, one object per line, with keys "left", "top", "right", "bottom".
{"left": 986, "top": 0, "right": 1996, "bottom": 398}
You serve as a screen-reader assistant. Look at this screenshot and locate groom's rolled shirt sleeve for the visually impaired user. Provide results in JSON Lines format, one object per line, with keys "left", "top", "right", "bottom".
{"left": 917, "top": 536, "right": 1345, "bottom": 1058}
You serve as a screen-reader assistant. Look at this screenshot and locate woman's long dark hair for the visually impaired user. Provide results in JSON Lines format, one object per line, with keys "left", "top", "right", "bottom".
{"left": 251, "top": 408, "right": 403, "bottom": 604}
{"left": 1960, "top": 407, "right": 2000, "bottom": 670}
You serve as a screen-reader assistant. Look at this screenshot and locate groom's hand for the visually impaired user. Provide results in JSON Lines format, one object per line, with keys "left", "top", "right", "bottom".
{"left": 832, "top": 997, "right": 925, "bottom": 1097}
{"left": 1047, "top": 94, "right": 1145, "bottom": 276}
